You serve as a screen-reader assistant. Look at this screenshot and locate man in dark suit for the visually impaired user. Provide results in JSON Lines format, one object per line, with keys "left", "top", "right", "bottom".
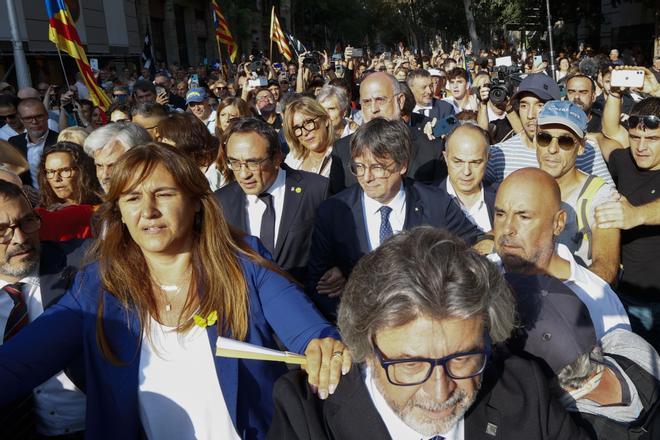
{"left": 439, "top": 123, "right": 497, "bottom": 234}
{"left": 330, "top": 72, "right": 445, "bottom": 192}
{"left": 269, "top": 227, "right": 590, "bottom": 440}
{"left": 307, "top": 119, "right": 480, "bottom": 319}
{"left": 8, "top": 98, "right": 58, "bottom": 187}
{"left": 407, "top": 68, "right": 455, "bottom": 122}
{"left": 214, "top": 118, "right": 328, "bottom": 282}
{"left": 0, "top": 180, "right": 86, "bottom": 439}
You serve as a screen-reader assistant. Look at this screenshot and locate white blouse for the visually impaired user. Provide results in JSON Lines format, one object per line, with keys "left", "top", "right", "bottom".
{"left": 138, "top": 318, "right": 239, "bottom": 440}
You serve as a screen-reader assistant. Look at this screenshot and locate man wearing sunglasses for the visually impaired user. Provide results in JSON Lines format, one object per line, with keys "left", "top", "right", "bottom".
{"left": 270, "top": 227, "right": 590, "bottom": 440}
{"left": 534, "top": 100, "right": 620, "bottom": 284}
{"left": 0, "top": 180, "right": 88, "bottom": 438}
{"left": 596, "top": 97, "right": 660, "bottom": 353}
{"left": 0, "top": 95, "right": 24, "bottom": 142}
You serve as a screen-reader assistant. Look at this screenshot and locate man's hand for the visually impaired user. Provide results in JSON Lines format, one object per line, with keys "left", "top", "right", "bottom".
{"left": 595, "top": 192, "right": 642, "bottom": 230}
{"left": 316, "top": 266, "right": 347, "bottom": 298}
{"left": 423, "top": 117, "right": 437, "bottom": 141}
{"left": 613, "top": 66, "right": 660, "bottom": 97}
{"left": 473, "top": 237, "right": 494, "bottom": 255}
{"left": 304, "top": 338, "right": 352, "bottom": 399}
{"left": 155, "top": 91, "right": 169, "bottom": 105}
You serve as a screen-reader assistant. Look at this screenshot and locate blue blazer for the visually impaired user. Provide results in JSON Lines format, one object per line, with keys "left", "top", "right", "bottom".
{"left": 0, "top": 236, "right": 338, "bottom": 439}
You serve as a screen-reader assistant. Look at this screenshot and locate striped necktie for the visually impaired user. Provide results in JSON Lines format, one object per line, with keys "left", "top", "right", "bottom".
{"left": 2, "top": 282, "right": 28, "bottom": 342}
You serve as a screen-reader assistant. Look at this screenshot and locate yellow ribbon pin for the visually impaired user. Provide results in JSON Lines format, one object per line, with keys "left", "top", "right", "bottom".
{"left": 193, "top": 310, "right": 218, "bottom": 328}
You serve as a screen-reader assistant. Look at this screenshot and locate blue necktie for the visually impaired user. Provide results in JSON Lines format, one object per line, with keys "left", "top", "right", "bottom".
{"left": 379, "top": 206, "right": 393, "bottom": 244}
{"left": 427, "top": 436, "right": 445, "bottom": 440}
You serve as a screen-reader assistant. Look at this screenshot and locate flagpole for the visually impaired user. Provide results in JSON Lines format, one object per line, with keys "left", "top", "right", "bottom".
{"left": 269, "top": 6, "right": 274, "bottom": 61}
{"left": 216, "top": 39, "right": 224, "bottom": 77}
{"left": 55, "top": 46, "right": 71, "bottom": 89}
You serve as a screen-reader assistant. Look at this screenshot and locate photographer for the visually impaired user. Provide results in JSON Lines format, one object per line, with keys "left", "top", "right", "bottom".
{"left": 57, "top": 88, "right": 92, "bottom": 132}
{"left": 475, "top": 75, "right": 516, "bottom": 144}
{"left": 153, "top": 72, "right": 186, "bottom": 110}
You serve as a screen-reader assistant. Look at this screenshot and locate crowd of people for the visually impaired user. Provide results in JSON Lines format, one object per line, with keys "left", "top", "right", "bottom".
{"left": 0, "top": 40, "right": 659, "bottom": 439}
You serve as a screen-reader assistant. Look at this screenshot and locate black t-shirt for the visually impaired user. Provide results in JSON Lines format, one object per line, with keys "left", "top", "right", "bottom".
{"left": 608, "top": 148, "right": 660, "bottom": 300}
{"left": 261, "top": 113, "right": 282, "bottom": 131}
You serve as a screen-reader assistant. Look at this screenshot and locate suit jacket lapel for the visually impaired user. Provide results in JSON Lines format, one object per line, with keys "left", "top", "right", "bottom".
{"left": 275, "top": 170, "right": 303, "bottom": 259}
{"left": 403, "top": 180, "right": 424, "bottom": 229}
{"left": 206, "top": 325, "right": 239, "bottom": 428}
{"left": 350, "top": 187, "right": 371, "bottom": 254}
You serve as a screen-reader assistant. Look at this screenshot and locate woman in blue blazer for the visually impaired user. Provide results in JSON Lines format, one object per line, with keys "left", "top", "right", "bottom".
{"left": 0, "top": 143, "right": 349, "bottom": 439}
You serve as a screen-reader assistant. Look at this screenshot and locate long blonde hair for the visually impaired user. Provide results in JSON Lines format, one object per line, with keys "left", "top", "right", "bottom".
{"left": 283, "top": 96, "right": 335, "bottom": 161}
{"left": 93, "top": 142, "right": 278, "bottom": 362}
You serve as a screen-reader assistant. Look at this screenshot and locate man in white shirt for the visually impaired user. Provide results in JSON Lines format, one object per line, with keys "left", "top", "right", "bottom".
{"left": 493, "top": 167, "right": 630, "bottom": 339}
{"left": 186, "top": 88, "right": 216, "bottom": 134}
{"left": 442, "top": 67, "right": 478, "bottom": 113}
{"left": 271, "top": 227, "right": 589, "bottom": 439}
{"left": 0, "top": 181, "right": 86, "bottom": 439}
{"left": 0, "top": 95, "right": 24, "bottom": 141}
{"left": 441, "top": 123, "right": 495, "bottom": 233}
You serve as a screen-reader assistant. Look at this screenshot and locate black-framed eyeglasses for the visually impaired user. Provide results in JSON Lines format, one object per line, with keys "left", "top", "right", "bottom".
{"left": 349, "top": 161, "right": 399, "bottom": 179}
{"left": 292, "top": 117, "right": 319, "bottom": 137}
{"left": 373, "top": 339, "right": 491, "bottom": 386}
{"left": 0, "top": 214, "right": 41, "bottom": 244}
{"left": 20, "top": 114, "right": 47, "bottom": 123}
{"left": 536, "top": 131, "right": 578, "bottom": 150}
{"left": 627, "top": 115, "right": 660, "bottom": 130}
{"left": 227, "top": 156, "right": 272, "bottom": 172}
{"left": 45, "top": 167, "right": 76, "bottom": 180}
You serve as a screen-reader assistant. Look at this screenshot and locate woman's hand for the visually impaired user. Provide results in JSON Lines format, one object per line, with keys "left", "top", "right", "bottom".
{"left": 303, "top": 337, "right": 351, "bottom": 400}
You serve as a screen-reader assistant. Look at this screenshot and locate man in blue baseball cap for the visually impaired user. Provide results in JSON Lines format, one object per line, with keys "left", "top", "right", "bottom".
{"left": 534, "top": 100, "right": 619, "bottom": 284}
{"left": 186, "top": 87, "right": 216, "bottom": 133}
{"left": 485, "top": 73, "right": 613, "bottom": 188}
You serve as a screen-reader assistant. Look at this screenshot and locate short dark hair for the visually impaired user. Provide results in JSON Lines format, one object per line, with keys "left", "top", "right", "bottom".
{"left": 405, "top": 69, "right": 430, "bottom": 87}
{"left": 133, "top": 80, "right": 156, "bottom": 95}
{"left": 0, "top": 94, "right": 19, "bottom": 108}
{"left": 398, "top": 83, "right": 416, "bottom": 117}
{"left": 630, "top": 97, "right": 660, "bottom": 119}
{"left": 0, "top": 180, "right": 27, "bottom": 204}
{"left": 350, "top": 118, "right": 411, "bottom": 167}
{"left": 447, "top": 67, "right": 469, "bottom": 82}
{"left": 565, "top": 74, "right": 595, "bottom": 93}
{"left": 131, "top": 102, "right": 168, "bottom": 118}
{"left": 222, "top": 117, "right": 281, "bottom": 157}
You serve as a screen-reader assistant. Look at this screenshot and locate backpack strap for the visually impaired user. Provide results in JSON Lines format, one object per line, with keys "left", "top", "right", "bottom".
{"left": 575, "top": 175, "right": 606, "bottom": 260}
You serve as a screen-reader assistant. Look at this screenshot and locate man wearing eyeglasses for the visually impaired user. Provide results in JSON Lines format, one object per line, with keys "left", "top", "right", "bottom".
{"left": 8, "top": 98, "right": 59, "bottom": 188}
{"left": 534, "top": 100, "right": 620, "bottom": 285}
{"left": 255, "top": 89, "right": 282, "bottom": 131}
{"left": 270, "top": 227, "right": 590, "bottom": 440}
{"left": 595, "top": 97, "right": 660, "bottom": 352}
{"left": 214, "top": 118, "right": 328, "bottom": 283}
{"left": 306, "top": 119, "right": 480, "bottom": 320}
{"left": 0, "top": 95, "right": 24, "bottom": 141}
{"left": 0, "top": 180, "right": 87, "bottom": 439}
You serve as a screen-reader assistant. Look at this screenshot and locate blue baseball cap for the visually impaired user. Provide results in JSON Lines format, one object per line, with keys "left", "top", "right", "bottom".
{"left": 186, "top": 88, "right": 207, "bottom": 105}
{"left": 538, "top": 100, "right": 589, "bottom": 138}
{"left": 512, "top": 73, "right": 561, "bottom": 102}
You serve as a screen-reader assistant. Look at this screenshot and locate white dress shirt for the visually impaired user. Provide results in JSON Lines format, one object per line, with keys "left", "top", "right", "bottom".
{"left": 204, "top": 110, "right": 217, "bottom": 134}
{"left": 445, "top": 180, "right": 491, "bottom": 232}
{"left": 138, "top": 318, "right": 239, "bottom": 440}
{"left": 0, "top": 276, "right": 86, "bottom": 436}
{"left": 246, "top": 168, "right": 286, "bottom": 246}
{"left": 0, "top": 123, "right": 21, "bottom": 141}
{"left": 413, "top": 105, "right": 433, "bottom": 117}
{"left": 442, "top": 96, "right": 478, "bottom": 113}
{"left": 362, "top": 184, "right": 406, "bottom": 251}
{"left": 557, "top": 244, "right": 631, "bottom": 339}
{"left": 364, "top": 365, "right": 464, "bottom": 440}
{"left": 26, "top": 131, "right": 51, "bottom": 189}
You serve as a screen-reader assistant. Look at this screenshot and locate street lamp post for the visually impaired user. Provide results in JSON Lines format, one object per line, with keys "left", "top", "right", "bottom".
{"left": 6, "top": 0, "right": 32, "bottom": 88}
{"left": 545, "top": 0, "right": 556, "bottom": 80}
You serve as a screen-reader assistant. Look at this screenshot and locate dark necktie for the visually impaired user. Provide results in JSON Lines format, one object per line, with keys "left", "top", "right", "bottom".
{"left": 427, "top": 436, "right": 445, "bottom": 440}
{"left": 2, "top": 282, "right": 27, "bottom": 342}
{"left": 259, "top": 193, "right": 276, "bottom": 254}
{"left": 379, "top": 206, "right": 393, "bottom": 244}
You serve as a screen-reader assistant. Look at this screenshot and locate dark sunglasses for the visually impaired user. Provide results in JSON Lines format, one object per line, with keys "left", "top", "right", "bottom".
{"left": 0, "top": 113, "right": 17, "bottom": 123}
{"left": 627, "top": 115, "right": 660, "bottom": 130}
{"left": 536, "top": 131, "right": 578, "bottom": 150}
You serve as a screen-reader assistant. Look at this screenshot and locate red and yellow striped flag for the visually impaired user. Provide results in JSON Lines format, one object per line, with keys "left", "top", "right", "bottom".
{"left": 270, "top": 7, "right": 292, "bottom": 62}
{"left": 45, "top": 0, "right": 110, "bottom": 110}
{"left": 211, "top": 0, "right": 238, "bottom": 63}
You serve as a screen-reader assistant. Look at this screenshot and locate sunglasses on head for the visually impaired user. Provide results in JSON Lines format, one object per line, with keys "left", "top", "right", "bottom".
{"left": 627, "top": 115, "right": 660, "bottom": 130}
{"left": 536, "top": 131, "right": 578, "bottom": 150}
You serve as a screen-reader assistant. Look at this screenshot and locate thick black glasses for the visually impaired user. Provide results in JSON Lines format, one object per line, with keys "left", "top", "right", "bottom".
{"left": 373, "top": 340, "right": 491, "bottom": 386}
{"left": 536, "top": 131, "right": 578, "bottom": 150}
{"left": 292, "top": 117, "right": 320, "bottom": 138}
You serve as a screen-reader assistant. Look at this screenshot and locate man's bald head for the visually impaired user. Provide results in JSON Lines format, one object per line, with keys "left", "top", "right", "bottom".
{"left": 443, "top": 124, "right": 490, "bottom": 196}
{"left": 359, "top": 72, "right": 404, "bottom": 123}
{"left": 494, "top": 168, "right": 565, "bottom": 274}
{"left": 17, "top": 87, "right": 40, "bottom": 100}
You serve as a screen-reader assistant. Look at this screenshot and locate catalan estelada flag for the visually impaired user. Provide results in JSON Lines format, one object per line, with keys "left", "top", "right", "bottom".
{"left": 270, "top": 6, "right": 292, "bottom": 62}
{"left": 45, "top": 0, "right": 111, "bottom": 110}
{"left": 211, "top": 0, "right": 238, "bottom": 63}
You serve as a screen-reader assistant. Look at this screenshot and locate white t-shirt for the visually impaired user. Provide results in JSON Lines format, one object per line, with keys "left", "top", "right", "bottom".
{"left": 138, "top": 318, "right": 239, "bottom": 440}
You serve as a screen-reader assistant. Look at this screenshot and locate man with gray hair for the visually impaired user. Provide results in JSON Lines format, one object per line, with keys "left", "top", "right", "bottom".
{"left": 270, "top": 226, "right": 590, "bottom": 439}
{"left": 83, "top": 122, "right": 150, "bottom": 192}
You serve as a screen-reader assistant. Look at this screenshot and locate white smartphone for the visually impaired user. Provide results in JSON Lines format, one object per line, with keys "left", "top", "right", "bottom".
{"left": 611, "top": 70, "right": 644, "bottom": 88}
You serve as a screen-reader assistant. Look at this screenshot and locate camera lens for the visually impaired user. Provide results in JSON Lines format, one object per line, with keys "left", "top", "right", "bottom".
{"left": 489, "top": 86, "right": 507, "bottom": 106}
